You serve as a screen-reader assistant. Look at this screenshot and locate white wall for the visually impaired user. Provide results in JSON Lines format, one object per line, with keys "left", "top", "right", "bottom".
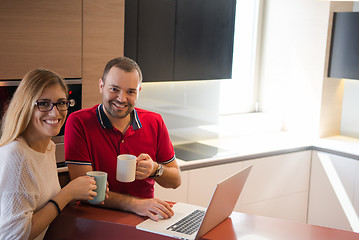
{"left": 341, "top": 80, "right": 359, "bottom": 138}
{"left": 340, "top": 4, "right": 359, "bottom": 138}
{"left": 259, "top": 0, "right": 330, "bottom": 138}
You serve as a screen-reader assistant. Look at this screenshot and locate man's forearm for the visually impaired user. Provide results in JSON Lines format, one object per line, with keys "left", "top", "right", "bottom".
{"left": 153, "top": 164, "right": 181, "bottom": 189}
{"left": 102, "top": 191, "right": 174, "bottom": 221}
{"left": 103, "top": 191, "right": 139, "bottom": 212}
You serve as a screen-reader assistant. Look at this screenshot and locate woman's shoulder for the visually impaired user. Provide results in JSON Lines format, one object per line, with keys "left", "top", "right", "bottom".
{"left": 0, "top": 138, "right": 24, "bottom": 154}
{"left": 0, "top": 139, "right": 27, "bottom": 164}
{"left": 0, "top": 139, "right": 28, "bottom": 187}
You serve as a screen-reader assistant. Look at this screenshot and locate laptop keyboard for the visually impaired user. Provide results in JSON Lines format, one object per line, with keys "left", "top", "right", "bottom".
{"left": 166, "top": 209, "right": 206, "bottom": 235}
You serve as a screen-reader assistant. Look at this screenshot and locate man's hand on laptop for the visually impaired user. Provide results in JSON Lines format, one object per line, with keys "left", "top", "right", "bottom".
{"left": 133, "top": 198, "right": 174, "bottom": 221}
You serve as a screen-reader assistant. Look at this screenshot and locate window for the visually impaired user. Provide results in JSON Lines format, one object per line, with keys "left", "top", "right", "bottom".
{"left": 219, "top": 0, "right": 262, "bottom": 115}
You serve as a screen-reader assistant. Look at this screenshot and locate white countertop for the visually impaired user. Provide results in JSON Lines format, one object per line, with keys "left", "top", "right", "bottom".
{"left": 313, "top": 135, "right": 359, "bottom": 160}
{"left": 175, "top": 131, "right": 312, "bottom": 170}
{"left": 58, "top": 132, "right": 359, "bottom": 173}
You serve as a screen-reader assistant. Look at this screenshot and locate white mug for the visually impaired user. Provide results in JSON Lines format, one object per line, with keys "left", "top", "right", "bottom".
{"left": 116, "top": 154, "right": 137, "bottom": 182}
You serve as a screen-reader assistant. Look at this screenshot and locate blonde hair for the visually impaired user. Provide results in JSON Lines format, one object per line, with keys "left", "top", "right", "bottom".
{"left": 0, "top": 69, "right": 68, "bottom": 147}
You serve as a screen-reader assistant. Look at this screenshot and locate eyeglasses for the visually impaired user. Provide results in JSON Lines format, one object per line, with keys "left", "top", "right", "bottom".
{"left": 35, "top": 99, "right": 75, "bottom": 112}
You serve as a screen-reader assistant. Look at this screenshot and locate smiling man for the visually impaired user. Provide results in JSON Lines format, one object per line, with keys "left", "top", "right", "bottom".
{"left": 64, "top": 57, "right": 181, "bottom": 221}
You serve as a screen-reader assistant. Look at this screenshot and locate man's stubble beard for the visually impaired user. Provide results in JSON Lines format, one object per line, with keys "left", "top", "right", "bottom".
{"left": 104, "top": 101, "right": 133, "bottom": 119}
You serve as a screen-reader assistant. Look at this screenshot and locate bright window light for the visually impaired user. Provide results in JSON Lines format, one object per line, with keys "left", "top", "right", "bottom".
{"left": 219, "top": 0, "right": 262, "bottom": 115}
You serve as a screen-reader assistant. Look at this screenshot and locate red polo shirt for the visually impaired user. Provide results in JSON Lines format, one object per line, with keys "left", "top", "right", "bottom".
{"left": 64, "top": 104, "right": 175, "bottom": 198}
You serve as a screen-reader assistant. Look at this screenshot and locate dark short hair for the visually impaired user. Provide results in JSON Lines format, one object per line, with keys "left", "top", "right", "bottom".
{"left": 102, "top": 57, "right": 143, "bottom": 83}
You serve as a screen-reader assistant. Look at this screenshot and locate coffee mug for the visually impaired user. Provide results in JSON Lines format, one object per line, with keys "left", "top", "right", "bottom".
{"left": 86, "top": 171, "right": 107, "bottom": 204}
{"left": 116, "top": 154, "right": 137, "bottom": 182}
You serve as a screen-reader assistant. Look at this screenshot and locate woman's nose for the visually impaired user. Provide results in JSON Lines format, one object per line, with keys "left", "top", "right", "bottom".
{"left": 48, "top": 105, "right": 60, "bottom": 115}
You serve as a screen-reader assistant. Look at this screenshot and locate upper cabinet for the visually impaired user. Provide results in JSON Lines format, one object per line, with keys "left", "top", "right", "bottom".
{"left": 0, "top": 0, "right": 82, "bottom": 79}
{"left": 82, "top": 0, "right": 125, "bottom": 108}
{"left": 124, "top": 0, "right": 236, "bottom": 82}
{"left": 328, "top": 12, "right": 359, "bottom": 80}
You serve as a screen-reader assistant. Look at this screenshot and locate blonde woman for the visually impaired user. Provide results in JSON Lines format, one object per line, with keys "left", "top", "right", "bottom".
{"left": 0, "top": 69, "right": 99, "bottom": 239}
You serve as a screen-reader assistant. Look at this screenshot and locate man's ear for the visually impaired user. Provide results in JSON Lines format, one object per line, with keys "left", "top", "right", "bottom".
{"left": 99, "top": 79, "right": 104, "bottom": 94}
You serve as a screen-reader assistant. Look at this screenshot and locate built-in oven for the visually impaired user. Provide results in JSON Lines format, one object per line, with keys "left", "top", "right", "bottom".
{"left": 0, "top": 79, "right": 82, "bottom": 167}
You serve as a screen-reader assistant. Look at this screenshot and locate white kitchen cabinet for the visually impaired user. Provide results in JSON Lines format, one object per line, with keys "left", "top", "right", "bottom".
{"left": 355, "top": 160, "right": 359, "bottom": 221}
{"left": 185, "top": 151, "right": 311, "bottom": 223}
{"left": 187, "top": 160, "right": 253, "bottom": 210}
{"left": 154, "top": 170, "right": 189, "bottom": 203}
{"left": 239, "top": 151, "right": 311, "bottom": 223}
{"left": 308, "top": 151, "right": 359, "bottom": 232}
{"left": 237, "top": 151, "right": 311, "bottom": 223}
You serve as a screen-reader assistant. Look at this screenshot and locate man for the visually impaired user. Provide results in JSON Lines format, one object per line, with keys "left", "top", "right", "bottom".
{"left": 64, "top": 57, "right": 181, "bottom": 221}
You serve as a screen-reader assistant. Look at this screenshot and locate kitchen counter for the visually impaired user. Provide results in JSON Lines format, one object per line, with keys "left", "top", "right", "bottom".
{"left": 174, "top": 132, "right": 312, "bottom": 170}
{"left": 178, "top": 133, "right": 359, "bottom": 170}
{"left": 57, "top": 132, "right": 359, "bottom": 172}
{"left": 313, "top": 135, "right": 359, "bottom": 160}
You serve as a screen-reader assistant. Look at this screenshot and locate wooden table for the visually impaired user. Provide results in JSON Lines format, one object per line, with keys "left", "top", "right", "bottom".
{"left": 44, "top": 202, "right": 359, "bottom": 240}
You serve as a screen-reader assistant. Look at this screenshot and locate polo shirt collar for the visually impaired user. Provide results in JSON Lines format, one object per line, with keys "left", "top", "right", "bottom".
{"left": 96, "top": 104, "right": 142, "bottom": 130}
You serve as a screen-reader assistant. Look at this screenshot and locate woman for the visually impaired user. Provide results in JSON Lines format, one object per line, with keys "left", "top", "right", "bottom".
{"left": 0, "top": 69, "right": 98, "bottom": 239}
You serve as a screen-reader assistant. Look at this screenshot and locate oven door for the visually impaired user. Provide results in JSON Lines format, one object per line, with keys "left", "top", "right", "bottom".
{"left": 0, "top": 80, "right": 21, "bottom": 123}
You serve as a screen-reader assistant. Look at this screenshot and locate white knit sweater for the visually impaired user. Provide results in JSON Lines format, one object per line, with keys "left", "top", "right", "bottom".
{"left": 0, "top": 137, "right": 61, "bottom": 240}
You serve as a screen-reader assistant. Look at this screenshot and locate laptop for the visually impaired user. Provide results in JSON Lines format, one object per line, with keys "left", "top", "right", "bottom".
{"left": 136, "top": 165, "right": 252, "bottom": 240}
